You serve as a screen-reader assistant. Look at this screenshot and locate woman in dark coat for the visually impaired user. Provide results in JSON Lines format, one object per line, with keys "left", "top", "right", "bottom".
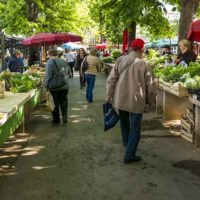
{"left": 45, "top": 48, "right": 71, "bottom": 124}
{"left": 74, "top": 48, "right": 88, "bottom": 89}
{"left": 175, "top": 39, "right": 196, "bottom": 66}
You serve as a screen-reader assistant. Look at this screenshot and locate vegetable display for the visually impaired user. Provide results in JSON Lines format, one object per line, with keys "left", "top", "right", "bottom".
{"left": 0, "top": 70, "right": 41, "bottom": 93}
{"left": 153, "top": 61, "right": 200, "bottom": 92}
{"left": 10, "top": 73, "right": 39, "bottom": 93}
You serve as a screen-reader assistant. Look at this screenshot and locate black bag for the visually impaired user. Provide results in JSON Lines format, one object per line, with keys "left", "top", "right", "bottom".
{"left": 74, "top": 63, "right": 79, "bottom": 71}
{"left": 81, "top": 56, "right": 88, "bottom": 72}
{"left": 48, "top": 59, "right": 66, "bottom": 90}
{"left": 103, "top": 102, "right": 119, "bottom": 131}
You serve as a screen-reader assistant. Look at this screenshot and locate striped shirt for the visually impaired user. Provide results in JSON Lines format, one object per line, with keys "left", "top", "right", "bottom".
{"left": 85, "top": 55, "right": 100, "bottom": 75}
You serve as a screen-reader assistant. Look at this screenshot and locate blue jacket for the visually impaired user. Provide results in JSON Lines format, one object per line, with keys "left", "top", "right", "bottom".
{"left": 8, "top": 56, "right": 21, "bottom": 72}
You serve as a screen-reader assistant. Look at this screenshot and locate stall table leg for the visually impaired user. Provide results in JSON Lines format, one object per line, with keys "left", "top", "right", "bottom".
{"left": 156, "top": 88, "right": 164, "bottom": 115}
{"left": 195, "top": 105, "right": 200, "bottom": 147}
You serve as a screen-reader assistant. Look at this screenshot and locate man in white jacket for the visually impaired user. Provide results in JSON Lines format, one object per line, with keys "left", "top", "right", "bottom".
{"left": 106, "top": 38, "right": 156, "bottom": 164}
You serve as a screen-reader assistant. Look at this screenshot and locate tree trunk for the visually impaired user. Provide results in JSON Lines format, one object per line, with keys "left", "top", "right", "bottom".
{"left": 26, "top": 0, "right": 38, "bottom": 22}
{"left": 0, "top": 29, "right": 6, "bottom": 71}
{"left": 178, "top": 0, "right": 200, "bottom": 41}
{"left": 128, "top": 21, "right": 136, "bottom": 46}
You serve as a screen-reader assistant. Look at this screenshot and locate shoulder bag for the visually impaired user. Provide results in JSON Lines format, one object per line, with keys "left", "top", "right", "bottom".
{"left": 48, "top": 59, "right": 67, "bottom": 90}
{"left": 81, "top": 56, "right": 88, "bottom": 73}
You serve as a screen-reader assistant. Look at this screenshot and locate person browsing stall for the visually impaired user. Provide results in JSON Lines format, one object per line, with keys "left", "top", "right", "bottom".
{"left": 45, "top": 48, "right": 71, "bottom": 124}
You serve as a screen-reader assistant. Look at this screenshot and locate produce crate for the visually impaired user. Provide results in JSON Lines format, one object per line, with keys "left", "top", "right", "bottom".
{"left": 180, "top": 118, "right": 194, "bottom": 143}
{"left": 159, "top": 79, "right": 188, "bottom": 97}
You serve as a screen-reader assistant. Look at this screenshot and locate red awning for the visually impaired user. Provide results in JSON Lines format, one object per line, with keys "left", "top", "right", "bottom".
{"left": 187, "top": 19, "right": 200, "bottom": 42}
{"left": 22, "top": 32, "right": 82, "bottom": 46}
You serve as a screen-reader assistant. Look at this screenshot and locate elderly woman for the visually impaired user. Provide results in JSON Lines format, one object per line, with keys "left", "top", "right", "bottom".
{"left": 45, "top": 48, "right": 71, "bottom": 124}
{"left": 82, "top": 48, "right": 100, "bottom": 103}
{"left": 175, "top": 39, "right": 196, "bottom": 66}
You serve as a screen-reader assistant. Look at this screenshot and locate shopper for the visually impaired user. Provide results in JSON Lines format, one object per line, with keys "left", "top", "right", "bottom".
{"left": 65, "top": 49, "right": 75, "bottom": 78}
{"left": 8, "top": 51, "right": 22, "bottom": 72}
{"left": 82, "top": 48, "right": 100, "bottom": 103}
{"left": 106, "top": 39, "right": 156, "bottom": 164}
{"left": 45, "top": 48, "right": 71, "bottom": 124}
{"left": 74, "top": 48, "right": 88, "bottom": 89}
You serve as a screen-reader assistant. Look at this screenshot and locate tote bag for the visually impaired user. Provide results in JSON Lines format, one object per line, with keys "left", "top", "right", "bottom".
{"left": 103, "top": 102, "right": 119, "bottom": 131}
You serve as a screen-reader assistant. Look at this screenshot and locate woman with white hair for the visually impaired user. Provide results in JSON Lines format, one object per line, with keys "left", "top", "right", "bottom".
{"left": 175, "top": 39, "right": 196, "bottom": 66}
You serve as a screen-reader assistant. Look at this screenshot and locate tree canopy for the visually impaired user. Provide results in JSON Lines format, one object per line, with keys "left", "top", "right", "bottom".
{"left": 88, "top": 0, "right": 175, "bottom": 44}
{"left": 0, "top": 0, "right": 94, "bottom": 36}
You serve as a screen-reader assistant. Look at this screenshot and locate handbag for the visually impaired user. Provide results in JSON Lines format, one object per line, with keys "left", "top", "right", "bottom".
{"left": 48, "top": 59, "right": 66, "bottom": 90}
{"left": 47, "top": 92, "right": 55, "bottom": 111}
{"left": 103, "top": 102, "right": 119, "bottom": 131}
{"left": 81, "top": 56, "right": 88, "bottom": 72}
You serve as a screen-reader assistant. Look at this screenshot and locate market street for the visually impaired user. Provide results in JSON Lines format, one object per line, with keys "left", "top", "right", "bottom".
{"left": 0, "top": 72, "right": 200, "bottom": 200}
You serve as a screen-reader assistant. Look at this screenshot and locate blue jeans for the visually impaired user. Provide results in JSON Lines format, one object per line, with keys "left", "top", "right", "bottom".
{"left": 85, "top": 74, "right": 96, "bottom": 102}
{"left": 119, "top": 110, "right": 143, "bottom": 160}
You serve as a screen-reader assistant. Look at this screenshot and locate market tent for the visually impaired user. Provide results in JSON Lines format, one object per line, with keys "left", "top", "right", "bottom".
{"left": 22, "top": 33, "right": 82, "bottom": 46}
{"left": 21, "top": 32, "right": 82, "bottom": 63}
{"left": 96, "top": 44, "right": 106, "bottom": 49}
{"left": 57, "top": 47, "right": 64, "bottom": 51}
{"left": 187, "top": 19, "right": 200, "bottom": 42}
{"left": 62, "top": 42, "right": 84, "bottom": 50}
{"left": 145, "top": 39, "right": 178, "bottom": 48}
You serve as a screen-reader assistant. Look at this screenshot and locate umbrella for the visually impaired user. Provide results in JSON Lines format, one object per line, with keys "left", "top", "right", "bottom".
{"left": 96, "top": 44, "right": 106, "bottom": 49}
{"left": 62, "top": 42, "right": 84, "bottom": 50}
{"left": 22, "top": 32, "right": 82, "bottom": 46}
{"left": 187, "top": 19, "right": 200, "bottom": 42}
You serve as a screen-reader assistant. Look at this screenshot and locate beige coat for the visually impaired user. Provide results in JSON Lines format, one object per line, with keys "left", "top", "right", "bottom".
{"left": 106, "top": 51, "right": 157, "bottom": 113}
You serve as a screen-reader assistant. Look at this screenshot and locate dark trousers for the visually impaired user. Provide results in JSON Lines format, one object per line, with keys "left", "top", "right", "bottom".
{"left": 51, "top": 89, "right": 68, "bottom": 123}
{"left": 119, "top": 110, "right": 143, "bottom": 160}
{"left": 79, "top": 70, "right": 85, "bottom": 89}
{"left": 68, "top": 62, "right": 74, "bottom": 77}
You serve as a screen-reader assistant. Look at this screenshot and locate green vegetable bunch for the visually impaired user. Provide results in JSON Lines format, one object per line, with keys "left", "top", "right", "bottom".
{"left": 10, "top": 73, "right": 39, "bottom": 93}
{"left": 111, "top": 49, "right": 122, "bottom": 61}
{"left": 101, "top": 56, "right": 113, "bottom": 63}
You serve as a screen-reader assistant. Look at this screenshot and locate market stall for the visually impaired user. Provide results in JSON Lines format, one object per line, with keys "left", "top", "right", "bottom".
{"left": 0, "top": 89, "right": 41, "bottom": 146}
{"left": 189, "top": 96, "right": 200, "bottom": 146}
{"left": 0, "top": 69, "right": 44, "bottom": 146}
{"left": 22, "top": 32, "right": 82, "bottom": 63}
{"left": 153, "top": 53, "right": 200, "bottom": 144}
{"left": 156, "top": 78, "right": 191, "bottom": 120}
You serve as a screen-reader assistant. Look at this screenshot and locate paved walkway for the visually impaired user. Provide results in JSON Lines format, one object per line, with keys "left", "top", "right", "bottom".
{"left": 0, "top": 72, "right": 200, "bottom": 200}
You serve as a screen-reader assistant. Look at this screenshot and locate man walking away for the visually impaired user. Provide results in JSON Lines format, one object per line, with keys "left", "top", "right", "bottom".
{"left": 106, "top": 38, "right": 156, "bottom": 164}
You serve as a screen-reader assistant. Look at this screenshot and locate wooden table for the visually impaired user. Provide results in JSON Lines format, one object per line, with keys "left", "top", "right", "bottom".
{"left": 156, "top": 80, "right": 192, "bottom": 120}
{"left": 0, "top": 89, "right": 41, "bottom": 145}
{"left": 104, "top": 63, "right": 115, "bottom": 75}
{"left": 189, "top": 96, "right": 200, "bottom": 147}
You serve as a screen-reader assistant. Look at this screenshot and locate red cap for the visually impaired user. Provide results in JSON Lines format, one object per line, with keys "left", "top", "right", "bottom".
{"left": 131, "top": 38, "right": 145, "bottom": 50}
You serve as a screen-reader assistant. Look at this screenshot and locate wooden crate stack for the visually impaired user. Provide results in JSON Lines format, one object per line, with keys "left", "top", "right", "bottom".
{"left": 180, "top": 107, "right": 194, "bottom": 143}
{"left": 159, "top": 79, "right": 188, "bottom": 97}
{"left": 0, "top": 81, "right": 5, "bottom": 99}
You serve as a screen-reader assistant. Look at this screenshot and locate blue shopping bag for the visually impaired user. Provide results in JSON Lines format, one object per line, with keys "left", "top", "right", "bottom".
{"left": 103, "top": 102, "right": 120, "bottom": 131}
